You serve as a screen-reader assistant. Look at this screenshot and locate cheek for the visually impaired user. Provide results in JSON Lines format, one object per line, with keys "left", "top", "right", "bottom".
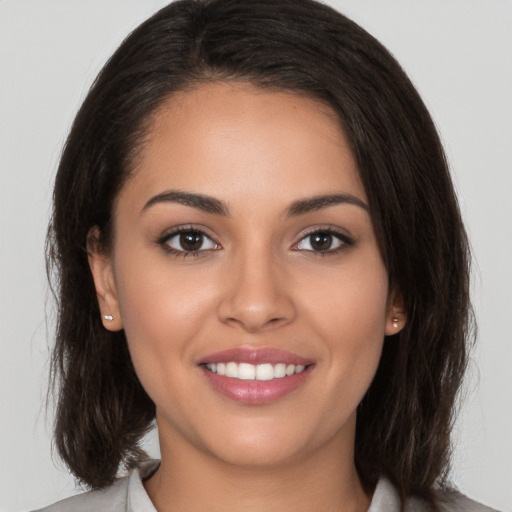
{"left": 112, "top": 252, "right": 217, "bottom": 393}
{"left": 297, "top": 254, "right": 389, "bottom": 390}
{"left": 115, "top": 242, "right": 214, "bottom": 330}
{"left": 300, "top": 253, "right": 389, "bottom": 337}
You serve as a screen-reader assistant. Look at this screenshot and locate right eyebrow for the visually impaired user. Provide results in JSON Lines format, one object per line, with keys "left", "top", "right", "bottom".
{"left": 141, "top": 190, "right": 229, "bottom": 216}
{"left": 284, "top": 193, "right": 369, "bottom": 217}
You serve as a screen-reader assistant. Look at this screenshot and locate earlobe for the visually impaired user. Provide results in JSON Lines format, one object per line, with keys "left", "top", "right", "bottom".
{"left": 86, "top": 227, "right": 123, "bottom": 331}
{"left": 385, "top": 287, "right": 406, "bottom": 336}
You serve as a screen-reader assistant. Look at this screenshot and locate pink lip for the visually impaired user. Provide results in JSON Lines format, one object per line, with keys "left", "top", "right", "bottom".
{"left": 198, "top": 347, "right": 314, "bottom": 405}
{"left": 199, "top": 347, "right": 312, "bottom": 366}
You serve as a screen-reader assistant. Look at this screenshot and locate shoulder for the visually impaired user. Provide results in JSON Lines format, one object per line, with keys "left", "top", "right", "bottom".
{"left": 432, "top": 487, "right": 500, "bottom": 512}
{"left": 32, "top": 460, "right": 159, "bottom": 512}
{"left": 32, "top": 477, "right": 130, "bottom": 512}
{"left": 370, "top": 477, "right": 500, "bottom": 512}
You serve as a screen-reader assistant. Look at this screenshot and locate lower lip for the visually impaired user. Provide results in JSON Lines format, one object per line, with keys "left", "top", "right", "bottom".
{"left": 200, "top": 366, "right": 313, "bottom": 405}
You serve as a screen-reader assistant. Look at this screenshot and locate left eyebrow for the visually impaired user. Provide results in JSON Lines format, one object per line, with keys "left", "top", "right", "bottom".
{"left": 285, "top": 193, "right": 369, "bottom": 217}
{"left": 141, "top": 190, "right": 229, "bottom": 216}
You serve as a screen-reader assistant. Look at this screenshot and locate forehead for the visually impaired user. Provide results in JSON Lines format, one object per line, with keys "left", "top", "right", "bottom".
{"left": 119, "top": 81, "right": 365, "bottom": 212}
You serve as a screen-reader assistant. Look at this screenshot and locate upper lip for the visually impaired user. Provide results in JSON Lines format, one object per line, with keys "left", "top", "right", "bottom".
{"left": 198, "top": 347, "right": 313, "bottom": 366}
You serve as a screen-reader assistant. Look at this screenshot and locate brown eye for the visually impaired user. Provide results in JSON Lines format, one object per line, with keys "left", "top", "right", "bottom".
{"left": 162, "top": 229, "right": 218, "bottom": 254}
{"left": 310, "top": 232, "right": 333, "bottom": 251}
{"left": 179, "top": 231, "right": 203, "bottom": 251}
{"left": 294, "top": 229, "right": 352, "bottom": 253}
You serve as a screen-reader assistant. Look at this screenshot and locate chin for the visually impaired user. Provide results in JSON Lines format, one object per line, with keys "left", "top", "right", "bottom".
{"left": 196, "top": 412, "right": 351, "bottom": 469}
{"left": 210, "top": 437, "right": 307, "bottom": 468}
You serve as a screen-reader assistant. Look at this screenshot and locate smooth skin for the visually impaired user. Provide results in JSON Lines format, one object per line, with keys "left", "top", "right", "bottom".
{"left": 88, "top": 82, "right": 405, "bottom": 512}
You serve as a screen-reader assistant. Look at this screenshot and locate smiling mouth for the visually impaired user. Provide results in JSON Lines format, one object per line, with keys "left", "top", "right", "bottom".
{"left": 199, "top": 347, "right": 314, "bottom": 403}
{"left": 205, "top": 362, "right": 307, "bottom": 381}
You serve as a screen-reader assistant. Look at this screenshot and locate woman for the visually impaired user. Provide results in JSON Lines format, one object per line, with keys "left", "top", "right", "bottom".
{"left": 35, "top": 0, "right": 497, "bottom": 510}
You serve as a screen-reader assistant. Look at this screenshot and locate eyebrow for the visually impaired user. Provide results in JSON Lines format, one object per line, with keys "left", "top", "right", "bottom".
{"left": 285, "top": 193, "right": 368, "bottom": 217}
{"left": 142, "top": 190, "right": 229, "bottom": 216}
{"left": 141, "top": 190, "right": 368, "bottom": 217}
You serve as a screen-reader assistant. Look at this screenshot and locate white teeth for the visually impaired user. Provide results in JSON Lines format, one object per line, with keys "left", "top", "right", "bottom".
{"left": 238, "top": 363, "right": 256, "bottom": 380}
{"left": 225, "top": 362, "right": 238, "bottom": 378}
{"left": 256, "top": 363, "right": 274, "bottom": 381}
{"left": 274, "top": 363, "right": 286, "bottom": 378}
{"left": 205, "top": 362, "right": 307, "bottom": 380}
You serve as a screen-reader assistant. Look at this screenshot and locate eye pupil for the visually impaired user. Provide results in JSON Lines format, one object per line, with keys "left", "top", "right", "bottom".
{"left": 180, "top": 232, "right": 202, "bottom": 251}
{"left": 311, "top": 232, "right": 332, "bottom": 251}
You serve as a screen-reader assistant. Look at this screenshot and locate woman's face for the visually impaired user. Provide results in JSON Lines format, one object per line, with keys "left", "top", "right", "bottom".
{"left": 90, "top": 82, "right": 403, "bottom": 468}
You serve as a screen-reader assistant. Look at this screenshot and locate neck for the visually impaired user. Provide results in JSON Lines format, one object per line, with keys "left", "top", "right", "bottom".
{"left": 144, "top": 423, "right": 371, "bottom": 512}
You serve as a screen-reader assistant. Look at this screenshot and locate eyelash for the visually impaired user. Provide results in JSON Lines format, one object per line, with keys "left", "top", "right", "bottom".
{"left": 157, "top": 226, "right": 220, "bottom": 258}
{"left": 157, "top": 226, "right": 354, "bottom": 258}
{"left": 292, "top": 227, "right": 354, "bottom": 256}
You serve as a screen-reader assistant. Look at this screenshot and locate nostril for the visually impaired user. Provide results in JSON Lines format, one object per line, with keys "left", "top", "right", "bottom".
{"left": 216, "top": 271, "right": 297, "bottom": 331}
{"left": 222, "top": 314, "right": 291, "bottom": 333}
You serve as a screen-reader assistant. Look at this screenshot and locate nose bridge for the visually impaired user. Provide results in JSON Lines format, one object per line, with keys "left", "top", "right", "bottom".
{"left": 218, "top": 240, "right": 295, "bottom": 331}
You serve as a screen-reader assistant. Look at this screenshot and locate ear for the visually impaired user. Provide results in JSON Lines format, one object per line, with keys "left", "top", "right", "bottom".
{"left": 385, "top": 286, "right": 406, "bottom": 336}
{"left": 87, "top": 227, "right": 123, "bottom": 331}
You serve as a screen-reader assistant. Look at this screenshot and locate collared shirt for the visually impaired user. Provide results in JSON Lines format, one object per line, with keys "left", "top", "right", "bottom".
{"left": 34, "top": 460, "right": 498, "bottom": 512}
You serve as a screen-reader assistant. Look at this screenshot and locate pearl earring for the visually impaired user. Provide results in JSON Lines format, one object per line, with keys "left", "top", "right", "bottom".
{"left": 104, "top": 315, "right": 114, "bottom": 321}
{"left": 392, "top": 317, "right": 399, "bottom": 328}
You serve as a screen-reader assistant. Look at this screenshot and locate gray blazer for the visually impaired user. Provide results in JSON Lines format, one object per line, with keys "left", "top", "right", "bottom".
{"left": 33, "top": 460, "right": 498, "bottom": 512}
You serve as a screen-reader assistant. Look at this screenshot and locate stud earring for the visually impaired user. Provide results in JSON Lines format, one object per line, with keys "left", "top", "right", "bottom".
{"left": 104, "top": 314, "right": 114, "bottom": 322}
{"left": 392, "top": 317, "right": 399, "bottom": 328}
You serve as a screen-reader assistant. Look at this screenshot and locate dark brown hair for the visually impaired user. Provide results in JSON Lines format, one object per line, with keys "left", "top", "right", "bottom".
{"left": 47, "top": 0, "right": 472, "bottom": 507}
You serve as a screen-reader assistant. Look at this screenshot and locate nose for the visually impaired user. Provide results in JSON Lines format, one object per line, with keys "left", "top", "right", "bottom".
{"left": 217, "top": 248, "right": 297, "bottom": 332}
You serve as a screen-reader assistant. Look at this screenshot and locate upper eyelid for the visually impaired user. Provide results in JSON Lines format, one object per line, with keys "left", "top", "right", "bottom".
{"left": 295, "top": 226, "right": 353, "bottom": 241}
{"left": 157, "top": 225, "right": 219, "bottom": 244}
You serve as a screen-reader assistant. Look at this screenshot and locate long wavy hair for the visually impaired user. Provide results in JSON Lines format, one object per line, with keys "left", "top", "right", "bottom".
{"left": 47, "top": 0, "right": 473, "bottom": 508}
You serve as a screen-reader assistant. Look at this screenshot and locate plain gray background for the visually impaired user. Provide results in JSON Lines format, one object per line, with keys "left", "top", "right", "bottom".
{"left": 0, "top": 1, "right": 510, "bottom": 510}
